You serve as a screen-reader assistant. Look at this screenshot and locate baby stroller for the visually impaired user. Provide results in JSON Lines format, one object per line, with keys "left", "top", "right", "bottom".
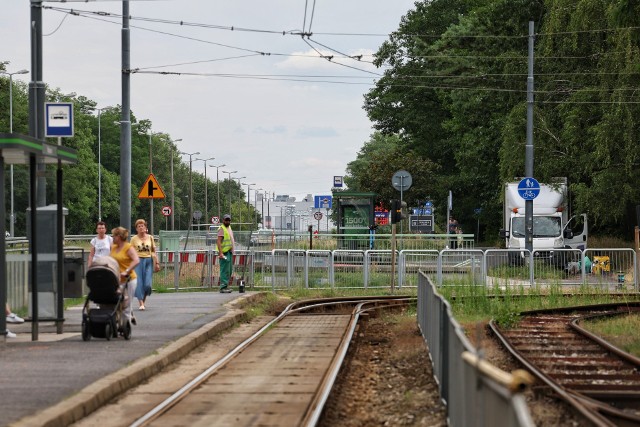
{"left": 82, "top": 256, "right": 132, "bottom": 341}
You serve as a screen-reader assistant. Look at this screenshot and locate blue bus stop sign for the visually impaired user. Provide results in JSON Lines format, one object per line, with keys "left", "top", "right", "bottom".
{"left": 517, "top": 177, "right": 540, "bottom": 200}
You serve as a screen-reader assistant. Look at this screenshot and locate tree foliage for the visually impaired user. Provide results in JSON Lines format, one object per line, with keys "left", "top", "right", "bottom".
{"left": 0, "top": 69, "right": 251, "bottom": 235}
{"left": 353, "top": 0, "right": 640, "bottom": 239}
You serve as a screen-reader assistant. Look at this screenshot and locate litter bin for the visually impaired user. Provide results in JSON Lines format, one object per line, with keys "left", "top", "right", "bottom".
{"left": 64, "top": 248, "right": 85, "bottom": 298}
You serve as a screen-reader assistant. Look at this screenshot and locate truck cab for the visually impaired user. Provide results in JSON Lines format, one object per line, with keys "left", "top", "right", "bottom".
{"left": 500, "top": 179, "right": 588, "bottom": 266}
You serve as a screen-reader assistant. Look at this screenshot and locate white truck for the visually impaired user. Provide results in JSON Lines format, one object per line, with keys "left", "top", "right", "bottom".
{"left": 500, "top": 178, "right": 588, "bottom": 266}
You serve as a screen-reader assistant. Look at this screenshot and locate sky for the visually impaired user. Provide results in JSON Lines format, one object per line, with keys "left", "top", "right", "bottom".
{"left": 2, "top": 0, "right": 416, "bottom": 201}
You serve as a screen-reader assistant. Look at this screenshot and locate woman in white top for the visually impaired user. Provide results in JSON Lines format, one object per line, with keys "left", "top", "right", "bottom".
{"left": 88, "top": 221, "right": 113, "bottom": 268}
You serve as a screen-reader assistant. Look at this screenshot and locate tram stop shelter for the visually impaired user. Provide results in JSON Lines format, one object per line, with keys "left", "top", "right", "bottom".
{"left": 332, "top": 191, "right": 377, "bottom": 249}
{"left": 0, "top": 133, "right": 78, "bottom": 343}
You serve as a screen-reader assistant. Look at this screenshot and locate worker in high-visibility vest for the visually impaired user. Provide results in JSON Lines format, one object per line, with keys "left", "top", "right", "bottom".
{"left": 217, "top": 214, "right": 235, "bottom": 293}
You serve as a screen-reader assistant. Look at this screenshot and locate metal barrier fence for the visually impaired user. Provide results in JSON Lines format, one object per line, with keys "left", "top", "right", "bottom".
{"left": 417, "top": 271, "right": 535, "bottom": 427}
{"left": 5, "top": 247, "right": 638, "bottom": 311}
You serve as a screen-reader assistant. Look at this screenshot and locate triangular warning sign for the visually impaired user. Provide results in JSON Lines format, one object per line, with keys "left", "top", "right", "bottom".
{"left": 138, "top": 173, "right": 166, "bottom": 199}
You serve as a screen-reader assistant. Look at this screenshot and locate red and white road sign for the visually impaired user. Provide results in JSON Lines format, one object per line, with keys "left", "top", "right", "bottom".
{"left": 161, "top": 206, "right": 172, "bottom": 216}
{"left": 211, "top": 216, "right": 220, "bottom": 224}
{"left": 313, "top": 211, "right": 323, "bottom": 220}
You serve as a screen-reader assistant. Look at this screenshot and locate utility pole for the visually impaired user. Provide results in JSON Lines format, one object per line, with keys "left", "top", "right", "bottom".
{"left": 29, "top": 1, "right": 46, "bottom": 207}
{"left": 120, "top": 0, "right": 132, "bottom": 233}
{"left": 525, "top": 21, "right": 535, "bottom": 254}
{"left": 210, "top": 163, "right": 226, "bottom": 221}
{"left": 222, "top": 170, "right": 237, "bottom": 217}
{"left": 195, "top": 157, "right": 215, "bottom": 224}
{"left": 168, "top": 139, "right": 182, "bottom": 230}
{"left": 180, "top": 151, "right": 200, "bottom": 230}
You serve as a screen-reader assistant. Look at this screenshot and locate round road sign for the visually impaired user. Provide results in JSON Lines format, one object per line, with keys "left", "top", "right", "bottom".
{"left": 193, "top": 210, "right": 203, "bottom": 220}
{"left": 211, "top": 216, "right": 220, "bottom": 224}
{"left": 161, "top": 206, "right": 172, "bottom": 217}
{"left": 392, "top": 170, "right": 412, "bottom": 192}
{"left": 313, "top": 211, "right": 323, "bottom": 221}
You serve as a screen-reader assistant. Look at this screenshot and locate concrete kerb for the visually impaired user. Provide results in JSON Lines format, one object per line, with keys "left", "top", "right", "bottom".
{"left": 12, "top": 293, "right": 264, "bottom": 427}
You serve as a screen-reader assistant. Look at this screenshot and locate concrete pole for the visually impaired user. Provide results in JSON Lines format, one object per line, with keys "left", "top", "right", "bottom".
{"left": 97, "top": 109, "right": 102, "bottom": 221}
{"left": 120, "top": 0, "right": 132, "bottom": 233}
{"left": 29, "top": 0, "right": 46, "bottom": 207}
{"left": 148, "top": 132, "right": 154, "bottom": 235}
{"left": 168, "top": 139, "right": 181, "bottom": 231}
{"left": 525, "top": 21, "right": 535, "bottom": 254}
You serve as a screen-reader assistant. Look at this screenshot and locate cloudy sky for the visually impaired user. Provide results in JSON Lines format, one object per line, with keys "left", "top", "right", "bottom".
{"left": 3, "top": 0, "right": 416, "bottom": 201}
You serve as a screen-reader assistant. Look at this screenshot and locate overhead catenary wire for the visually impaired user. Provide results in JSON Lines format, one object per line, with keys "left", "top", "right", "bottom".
{"left": 38, "top": 4, "right": 640, "bottom": 105}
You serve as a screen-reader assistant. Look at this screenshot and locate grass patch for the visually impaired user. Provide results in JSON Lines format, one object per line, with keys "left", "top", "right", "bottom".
{"left": 581, "top": 313, "right": 640, "bottom": 357}
{"left": 439, "top": 279, "right": 639, "bottom": 326}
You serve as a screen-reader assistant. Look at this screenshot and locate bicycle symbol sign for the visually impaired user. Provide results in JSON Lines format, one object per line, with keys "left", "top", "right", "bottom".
{"left": 517, "top": 177, "right": 540, "bottom": 200}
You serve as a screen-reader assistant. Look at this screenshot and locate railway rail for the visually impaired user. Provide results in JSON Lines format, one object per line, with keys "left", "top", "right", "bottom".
{"left": 490, "top": 302, "right": 640, "bottom": 427}
{"left": 125, "top": 296, "right": 413, "bottom": 427}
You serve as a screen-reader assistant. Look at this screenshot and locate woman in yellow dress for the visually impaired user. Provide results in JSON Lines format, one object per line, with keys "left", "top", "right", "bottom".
{"left": 110, "top": 226, "right": 140, "bottom": 324}
{"left": 130, "top": 219, "right": 159, "bottom": 310}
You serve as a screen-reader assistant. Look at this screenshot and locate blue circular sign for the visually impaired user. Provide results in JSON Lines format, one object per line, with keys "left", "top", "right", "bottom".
{"left": 517, "top": 177, "right": 540, "bottom": 200}
{"left": 425, "top": 201, "right": 433, "bottom": 207}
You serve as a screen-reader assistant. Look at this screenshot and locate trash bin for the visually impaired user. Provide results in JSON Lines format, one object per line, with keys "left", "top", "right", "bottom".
{"left": 64, "top": 248, "right": 85, "bottom": 298}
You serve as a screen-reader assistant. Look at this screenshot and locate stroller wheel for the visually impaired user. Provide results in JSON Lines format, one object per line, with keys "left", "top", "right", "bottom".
{"left": 105, "top": 323, "right": 112, "bottom": 341}
{"left": 123, "top": 320, "right": 132, "bottom": 340}
{"left": 81, "top": 321, "right": 91, "bottom": 341}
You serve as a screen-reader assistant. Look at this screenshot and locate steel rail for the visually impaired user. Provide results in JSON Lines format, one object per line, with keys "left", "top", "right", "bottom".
{"left": 302, "top": 298, "right": 415, "bottom": 427}
{"left": 490, "top": 303, "right": 640, "bottom": 427}
{"left": 129, "top": 295, "right": 412, "bottom": 427}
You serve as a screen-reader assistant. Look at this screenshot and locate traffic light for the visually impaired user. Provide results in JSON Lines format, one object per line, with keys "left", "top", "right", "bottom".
{"left": 390, "top": 199, "right": 408, "bottom": 224}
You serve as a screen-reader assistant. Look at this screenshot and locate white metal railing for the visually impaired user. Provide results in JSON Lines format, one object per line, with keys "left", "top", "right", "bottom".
{"left": 5, "top": 248, "right": 637, "bottom": 311}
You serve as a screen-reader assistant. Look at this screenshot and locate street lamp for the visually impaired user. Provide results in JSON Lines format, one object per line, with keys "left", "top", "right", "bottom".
{"left": 2, "top": 68, "right": 28, "bottom": 237}
{"left": 169, "top": 139, "right": 182, "bottom": 230}
{"left": 244, "top": 183, "right": 256, "bottom": 230}
{"left": 254, "top": 188, "right": 263, "bottom": 228}
{"left": 234, "top": 177, "right": 246, "bottom": 229}
{"left": 222, "top": 170, "right": 237, "bottom": 217}
{"left": 194, "top": 157, "right": 215, "bottom": 225}
{"left": 147, "top": 130, "right": 163, "bottom": 235}
{"left": 92, "top": 107, "right": 109, "bottom": 221}
{"left": 209, "top": 163, "right": 225, "bottom": 221}
{"left": 179, "top": 151, "right": 200, "bottom": 230}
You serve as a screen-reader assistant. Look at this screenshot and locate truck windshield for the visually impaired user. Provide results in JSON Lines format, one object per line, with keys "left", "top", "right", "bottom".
{"left": 511, "top": 217, "right": 561, "bottom": 238}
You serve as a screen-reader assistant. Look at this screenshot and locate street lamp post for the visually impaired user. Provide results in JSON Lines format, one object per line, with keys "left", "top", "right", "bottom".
{"left": 2, "top": 68, "right": 29, "bottom": 236}
{"left": 245, "top": 183, "right": 256, "bottom": 230}
{"left": 168, "top": 139, "right": 182, "bottom": 230}
{"left": 209, "top": 163, "right": 225, "bottom": 221}
{"left": 95, "top": 107, "right": 105, "bottom": 221}
{"left": 254, "top": 188, "right": 263, "bottom": 228}
{"left": 222, "top": 170, "right": 237, "bottom": 217}
{"left": 234, "top": 177, "right": 246, "bottom": 230}
{"left": 147, "top": 131, "right": 158, "bottom": 234}
{"left": 194, "top": 157, "right": 215, "bottom": 225}
{"left": 179, "top": 151, "right": 200, "bottom": 230}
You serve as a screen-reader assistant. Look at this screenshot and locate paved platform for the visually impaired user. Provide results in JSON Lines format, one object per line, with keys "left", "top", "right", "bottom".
{"left": 0, "top": 291, "right": 254, "bottom": 427}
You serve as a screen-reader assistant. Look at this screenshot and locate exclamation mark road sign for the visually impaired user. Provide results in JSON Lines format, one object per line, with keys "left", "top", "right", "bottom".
{"left": 138, "top": 173, "right": 166, "bottom": 199}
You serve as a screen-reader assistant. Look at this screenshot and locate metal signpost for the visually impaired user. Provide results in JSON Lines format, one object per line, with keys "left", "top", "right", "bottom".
{"left": 518, "top": 177, "right": 540, "bottom": 252}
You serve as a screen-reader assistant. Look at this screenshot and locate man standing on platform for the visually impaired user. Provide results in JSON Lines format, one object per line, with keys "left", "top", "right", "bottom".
{"left": 217, "top": 214, "right": 235, "bottom": 293}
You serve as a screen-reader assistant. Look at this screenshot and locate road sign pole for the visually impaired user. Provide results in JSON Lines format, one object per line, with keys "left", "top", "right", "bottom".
{"left": 525, "top": 21, "right": 535, "bottom": 254}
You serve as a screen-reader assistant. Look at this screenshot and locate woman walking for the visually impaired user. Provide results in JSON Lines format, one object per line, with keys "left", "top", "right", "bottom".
{"left": 88, "top": 221, "right": 113, "bottom": 268}
{"left": 110, "top": 226, "right": 139, "bottom": 324}
{"left": 130, "top": 219, "right": 159, "bottom": 311}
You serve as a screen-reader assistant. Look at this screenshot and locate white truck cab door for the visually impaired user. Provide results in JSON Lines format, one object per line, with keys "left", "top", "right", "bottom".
{"left": 564, "top": 213, "right": 588, "bottom": 250}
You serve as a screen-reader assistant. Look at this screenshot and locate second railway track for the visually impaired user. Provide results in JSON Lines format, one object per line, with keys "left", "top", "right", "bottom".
{"left": 491, "top": 302, "right": 640, "bottom": 427}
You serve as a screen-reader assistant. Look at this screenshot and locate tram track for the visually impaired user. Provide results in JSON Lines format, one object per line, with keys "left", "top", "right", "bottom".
{"left": 70, "top": 296, "right": 415, "bottom": 427}
{"left": 122, "top": 295, "right": 413, "bottom": 427}
{"left": 490, "top": 302, "right": 640, "bottom": 427}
